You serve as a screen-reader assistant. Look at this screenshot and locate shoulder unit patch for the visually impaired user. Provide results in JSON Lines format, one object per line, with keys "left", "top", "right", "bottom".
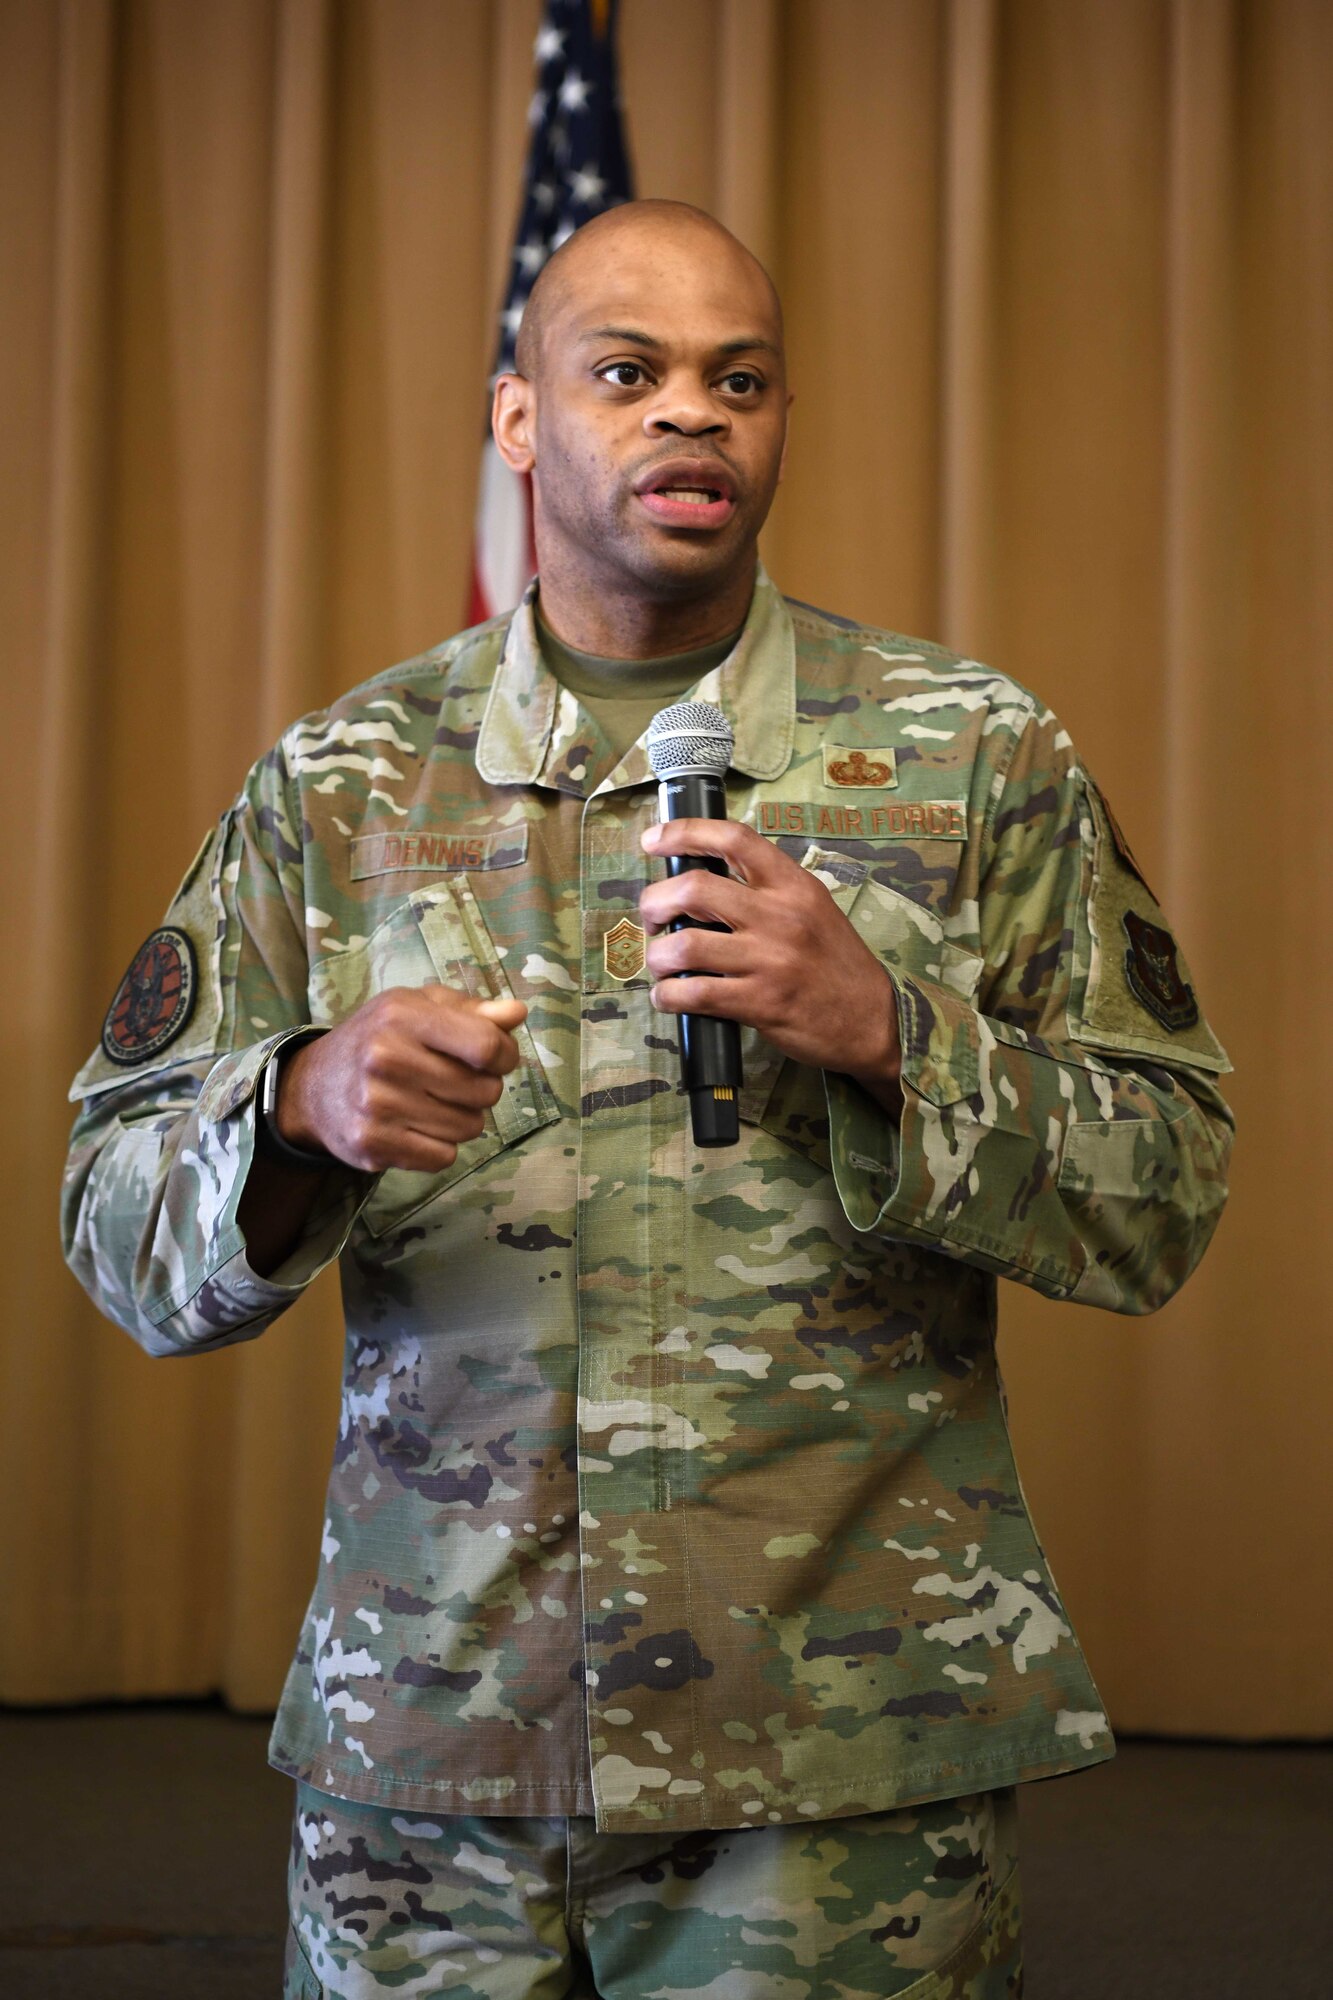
{"left": 1073, "top": 777, "right": 1229, "bottom": 1071}
{"left": 1122, "top": 910, "right": 1199, "bottom": 1033}
{"left": 101, "top": 926, "right": 199, "bottom": 1066}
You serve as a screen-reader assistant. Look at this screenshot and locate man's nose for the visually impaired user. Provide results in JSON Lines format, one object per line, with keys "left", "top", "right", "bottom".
{"left": 644, "top": 380, "right": 728, "bottom": 437}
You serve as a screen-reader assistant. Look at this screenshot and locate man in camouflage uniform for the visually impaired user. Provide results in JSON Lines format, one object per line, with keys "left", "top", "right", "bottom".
{"left": 63, "top": 202, "right": 1232, "bottom": 1998}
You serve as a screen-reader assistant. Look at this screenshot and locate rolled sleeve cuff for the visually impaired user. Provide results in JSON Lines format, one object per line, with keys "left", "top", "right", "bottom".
{"left": 149, "top": 1166, "right": 372, "bottom": 1348}
{"left": 824, "top": 971, "right": 984, "bottom": 1241}
{"left": 146, "top": 1030, "right": 377, "bottom": 1338}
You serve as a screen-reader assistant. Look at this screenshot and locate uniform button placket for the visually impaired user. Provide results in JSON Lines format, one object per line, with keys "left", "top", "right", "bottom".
{"left": 574, "top": 786, "right": 704, "bottom": 1828}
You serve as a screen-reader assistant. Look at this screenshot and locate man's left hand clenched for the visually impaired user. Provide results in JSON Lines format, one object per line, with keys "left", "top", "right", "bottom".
{"left": 639, "top": 818, "right": 904, "bottom": 1117}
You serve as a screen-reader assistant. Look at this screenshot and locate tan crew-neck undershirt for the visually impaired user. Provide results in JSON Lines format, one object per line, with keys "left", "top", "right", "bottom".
{"left": 536, "top": 608, "right": 742, "bottom": 770}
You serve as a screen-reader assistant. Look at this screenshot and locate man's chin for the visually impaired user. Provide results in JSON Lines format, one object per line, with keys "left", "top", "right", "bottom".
{"left": 616, "top": 529, "right": 756, "bottom": 601}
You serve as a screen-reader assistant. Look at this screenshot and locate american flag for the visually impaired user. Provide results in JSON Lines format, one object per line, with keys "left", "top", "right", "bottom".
{"left": 468, "top": 0, "right": 634, "bottom": 625}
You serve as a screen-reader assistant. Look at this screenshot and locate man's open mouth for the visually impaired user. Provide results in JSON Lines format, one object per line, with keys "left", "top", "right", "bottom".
{"left": 634, "top": 463, "right": 738, "bottom": 528}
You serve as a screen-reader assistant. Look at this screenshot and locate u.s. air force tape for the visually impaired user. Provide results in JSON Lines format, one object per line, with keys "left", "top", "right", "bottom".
{"left": 100, "top": 926, "right": 198, "bottom": 1066}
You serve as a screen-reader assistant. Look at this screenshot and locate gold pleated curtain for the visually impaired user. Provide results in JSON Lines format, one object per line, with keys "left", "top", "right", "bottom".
{"left": 2, "top": 0, "right": 1329, "bottom": 1736}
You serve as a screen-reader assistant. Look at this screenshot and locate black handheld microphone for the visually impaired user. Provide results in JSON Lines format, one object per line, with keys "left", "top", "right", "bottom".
{"left": 645, "top": 701, "right": 742, "bottom": 1148}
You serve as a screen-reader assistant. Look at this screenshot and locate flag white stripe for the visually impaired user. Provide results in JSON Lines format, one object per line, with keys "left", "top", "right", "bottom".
{"left": 475, "top": 439, "right": 531, "bottom": 620}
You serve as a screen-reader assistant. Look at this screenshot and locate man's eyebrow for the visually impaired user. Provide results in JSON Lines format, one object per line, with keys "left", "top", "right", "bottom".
{"left": 580, "top": 324, "right": 662, "bottom": 347}
{"left": 578, "top": 325, "right": 781, "bottom": 359}
{"left": 716, "top": 336, "right": 781, "bottom": 359}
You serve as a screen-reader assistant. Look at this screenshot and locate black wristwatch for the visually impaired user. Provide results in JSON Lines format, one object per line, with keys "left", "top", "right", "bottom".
{"left": 254, "top": 1029, "right": 333, "bottom": 1170}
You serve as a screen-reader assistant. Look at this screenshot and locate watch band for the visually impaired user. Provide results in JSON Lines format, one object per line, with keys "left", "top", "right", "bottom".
{"left": 254, "top": 1029, "right": 334, "bottom": 1170}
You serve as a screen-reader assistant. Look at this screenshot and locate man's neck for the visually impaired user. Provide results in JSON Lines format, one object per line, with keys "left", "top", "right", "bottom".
{"left": 532, "top": 554, "right": 757, "bottom": 659}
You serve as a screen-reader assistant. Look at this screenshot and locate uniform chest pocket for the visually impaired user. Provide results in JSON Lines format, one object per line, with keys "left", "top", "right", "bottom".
{"left": 310, "top": 880, "right": 560, "bottom": 1236}
{"left": 743, "top": 843, "right": 985, "bottom": 1142}
{"left": 804, "top": 846, "right": 984, "bottom": 1004}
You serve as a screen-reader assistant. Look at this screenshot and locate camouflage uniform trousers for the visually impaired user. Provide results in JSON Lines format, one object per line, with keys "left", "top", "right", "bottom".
{"left": 283, "top": 1780, "right": 1021, "bottom": 1999}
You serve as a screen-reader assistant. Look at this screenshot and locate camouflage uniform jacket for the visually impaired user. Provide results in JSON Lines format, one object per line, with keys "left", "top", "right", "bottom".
{"left": 63, "top": 571, "right": 1233, "bottom": 1833}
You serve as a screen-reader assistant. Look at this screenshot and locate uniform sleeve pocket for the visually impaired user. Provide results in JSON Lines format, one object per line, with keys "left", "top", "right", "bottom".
{"left": 1057, "top": 1093, "right": 1191, "bottom": 1200}
{"left": 311, "top": 883, "right": 560, "bottom": 1238}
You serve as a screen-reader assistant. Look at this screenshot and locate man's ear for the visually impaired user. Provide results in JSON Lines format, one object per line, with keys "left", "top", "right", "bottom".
{"left": 493, "top": 374, "right": 536, "bottom": 474}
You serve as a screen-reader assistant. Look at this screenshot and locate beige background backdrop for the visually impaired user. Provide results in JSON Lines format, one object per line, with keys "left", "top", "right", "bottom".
{"left": 3, "top": 0, "right": 1329, "bottom": 1736}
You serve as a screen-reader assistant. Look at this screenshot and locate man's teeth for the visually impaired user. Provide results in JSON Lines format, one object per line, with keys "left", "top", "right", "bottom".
{"left": 659, "top": 487, "right": 718, "bottom": 503}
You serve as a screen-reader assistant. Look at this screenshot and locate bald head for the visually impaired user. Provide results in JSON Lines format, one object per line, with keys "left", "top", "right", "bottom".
{"left": 515, "top": 199, "right": 782, "bottom": 381}
{"left": 490, "top": 195, "right": 790, "bottom": 642}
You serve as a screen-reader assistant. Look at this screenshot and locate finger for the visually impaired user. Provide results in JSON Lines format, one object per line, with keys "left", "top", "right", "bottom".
{"left": 364, "top": 1128, "right": 462, "bottom": 1175}
{"left": 361, "top": 1094, "right": 490, "bottom": 1156}
{"left": 354, "top": 996, "right": 513, "bottom": 1086}
{"left": 649, "top": 972, "right": 753, "bottom": 1022}
{"left": 476, "top": 995, "right": 528, "bottom": 1028}
{"left": 329, "top": 1090, "right": 484, "bottom": 1172}
{"left": 413, "top": 1060, "right": 507, "bottom": 1114}
{"left": 405, "top": 1101, "right": 490, "bottom": 1146}
{"left": 640, "top": 868, "right": 752, "bottom": 934}
{"left": 351, "top": 1062, "right": 502, "bottom": 1134}
{"left": 410, "top": 988, "right": 525, "bottom": 1074}
{"left": 645, "top": 925, "right": 751, "bottom": 980}
{"left": 641, "top": 816, "right": 784, "bottom": 885}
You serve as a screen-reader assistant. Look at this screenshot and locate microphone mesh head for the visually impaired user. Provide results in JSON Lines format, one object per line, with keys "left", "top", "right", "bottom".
{"left": 645, "top": 701, "right": 734, "bottom": 780}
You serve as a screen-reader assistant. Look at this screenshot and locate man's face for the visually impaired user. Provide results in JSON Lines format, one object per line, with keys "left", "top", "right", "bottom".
{"left": 497, "top": 222, "right": 789, "bottom": 606}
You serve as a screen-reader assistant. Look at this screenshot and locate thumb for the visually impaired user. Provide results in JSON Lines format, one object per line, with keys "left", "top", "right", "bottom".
{"left": 475, "top": 994, "right": 528, "bottom": 1027}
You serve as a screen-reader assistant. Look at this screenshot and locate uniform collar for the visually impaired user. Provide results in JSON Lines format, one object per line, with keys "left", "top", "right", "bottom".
{"left": 474, "top": 566, "right": 795, "bottom": 792}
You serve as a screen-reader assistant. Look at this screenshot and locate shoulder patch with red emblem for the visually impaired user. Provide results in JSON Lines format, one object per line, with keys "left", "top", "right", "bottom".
{"left": 101, "top": 927, "right": 199, "bottom": 1066}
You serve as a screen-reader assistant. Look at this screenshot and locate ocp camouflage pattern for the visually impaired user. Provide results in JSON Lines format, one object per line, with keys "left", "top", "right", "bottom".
{"left": 62, "top": 570, "right": 1233, "bottom": 1833}
{"left": 284, "top": 1782, "right": 1021, "bottom": 1998}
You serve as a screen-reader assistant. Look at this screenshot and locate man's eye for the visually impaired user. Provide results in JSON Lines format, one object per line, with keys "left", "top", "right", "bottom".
{"left": 720, "top": 371, "right": 761, "bottom": 396}
{"left": 599, "top": 362, "right": 647, "bottom": 388}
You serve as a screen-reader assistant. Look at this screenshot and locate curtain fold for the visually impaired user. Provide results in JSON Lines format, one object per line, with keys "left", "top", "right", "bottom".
{"left": 3, "top": 0, "right": 1329, "bottom": 1734}
{"left": 256, "top": 0, "right": 334, "bottom": 742}
{"left": 938, "top": 0, "right": 999, "bottom": 647}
